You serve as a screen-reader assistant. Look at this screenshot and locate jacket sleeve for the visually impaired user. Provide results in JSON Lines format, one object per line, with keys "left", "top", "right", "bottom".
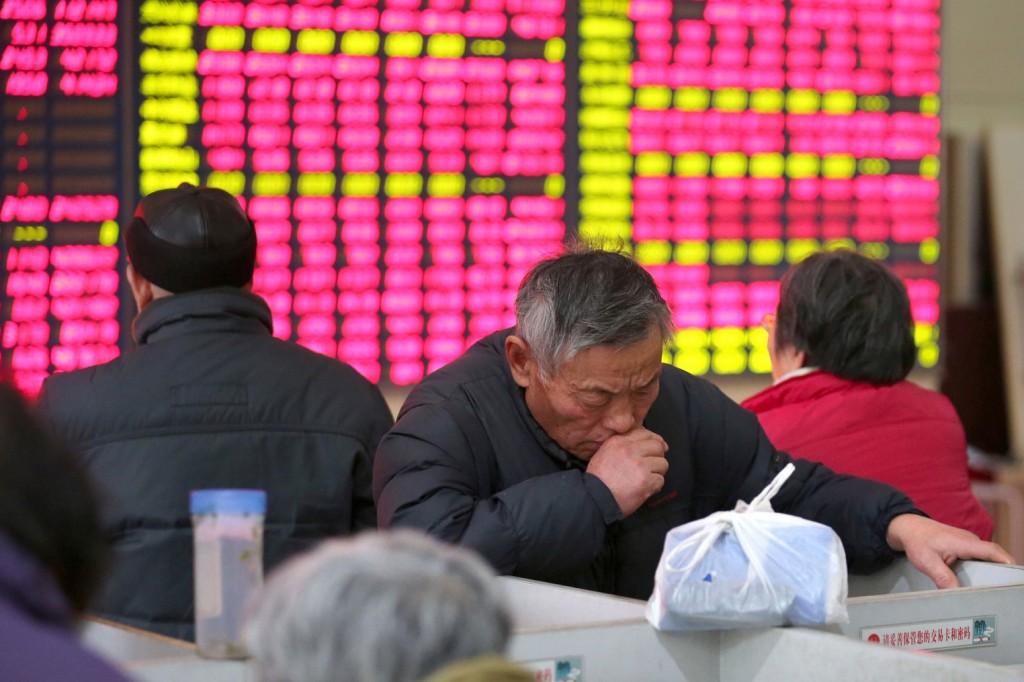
{"left": 745, "top": 427, "right": 921, "bottom": 574}
{"left": 682, "top": 375, "right": 920, "bottom": 574}
{"left": 351, "top": 388, "right": 395, "bottom": 532}
{"left": 373, "top": 401, "right": 621, "bottom": 579}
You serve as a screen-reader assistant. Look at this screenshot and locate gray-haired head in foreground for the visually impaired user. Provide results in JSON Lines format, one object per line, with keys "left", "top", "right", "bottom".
{"left": 516, "top": 246, "right": 674, "bottom": 379}
{"left": 244, "top": 530, "right": 512, "bottom": 682}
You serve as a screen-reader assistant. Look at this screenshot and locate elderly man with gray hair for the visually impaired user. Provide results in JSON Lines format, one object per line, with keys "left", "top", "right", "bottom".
{"left": 374, "top": 246, "right": 1011, "bottom": 600}
{"left": 245, "top": 530, "right": 531, "bottom": 682}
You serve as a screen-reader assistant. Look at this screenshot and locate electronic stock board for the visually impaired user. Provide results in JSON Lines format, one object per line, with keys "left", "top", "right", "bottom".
{"left": 1, "top": 0, "right": 943, "bottom": 392}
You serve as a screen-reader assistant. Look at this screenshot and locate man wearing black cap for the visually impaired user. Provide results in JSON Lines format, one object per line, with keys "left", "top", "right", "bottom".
{"left": 37, "top": 184, "right": 394, "bottom": 641}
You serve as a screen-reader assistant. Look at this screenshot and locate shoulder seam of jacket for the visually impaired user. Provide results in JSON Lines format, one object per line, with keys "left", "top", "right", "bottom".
{"left": 73, "top": 423, "right": 372, "bottom": 450}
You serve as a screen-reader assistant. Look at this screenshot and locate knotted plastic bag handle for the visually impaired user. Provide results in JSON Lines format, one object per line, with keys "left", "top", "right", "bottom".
{"left": 662, "top": 463, "right": 797, "bottom": 571}
{"left": 743, "top": 462, "right": 796, "bottom": 513}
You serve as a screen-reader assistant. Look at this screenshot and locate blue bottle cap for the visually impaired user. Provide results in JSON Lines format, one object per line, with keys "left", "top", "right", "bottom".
{"left": 190, "top": 489, "right": 267, "bottom": 515}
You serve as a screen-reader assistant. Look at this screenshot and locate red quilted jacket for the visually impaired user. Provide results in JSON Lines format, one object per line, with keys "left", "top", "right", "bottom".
{"left": 742, "top": 370, "right": 993, "bottom": 540}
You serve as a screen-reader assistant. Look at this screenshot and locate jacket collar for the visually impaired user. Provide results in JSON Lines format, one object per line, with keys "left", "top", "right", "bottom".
{"left": 742, "top": 369, "right": 858, "bottom": 413}
{"left": 511, "top": 388, "right": 588, "bottom": 471}
{"left": 772, "top": 365, "right": 819, "bottom": 386}
{"left": 132, "top": 288, "right": 273, "bottom": 346}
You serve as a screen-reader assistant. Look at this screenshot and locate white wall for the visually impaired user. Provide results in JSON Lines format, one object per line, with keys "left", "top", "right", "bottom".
{"left": 943, "top": 0, "right": 1024, "bottom": 135}
{"left": 943, "top": 0, "right": 1024, "bottom": 303}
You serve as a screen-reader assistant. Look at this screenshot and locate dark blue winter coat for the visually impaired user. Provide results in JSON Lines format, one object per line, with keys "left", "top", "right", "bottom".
{"left": 374, "top": 329, "right": 919, "bottom": 599}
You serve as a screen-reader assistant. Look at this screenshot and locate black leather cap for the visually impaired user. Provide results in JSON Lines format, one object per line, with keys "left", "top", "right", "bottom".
{"left": 126, "top": 183, "right": 257, "bottom": 293}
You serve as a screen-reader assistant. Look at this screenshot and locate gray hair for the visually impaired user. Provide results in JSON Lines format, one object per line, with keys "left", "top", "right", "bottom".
{"left": 244, "top": 531, "right": 512, "bottom": 682}
{"left": 516, "top": 246, "right": 674, "bottom": 379}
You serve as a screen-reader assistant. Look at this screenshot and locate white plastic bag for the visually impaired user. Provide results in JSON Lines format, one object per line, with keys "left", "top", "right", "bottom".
{"left": 645, "top": 464, "right": 848, "bottom": 631}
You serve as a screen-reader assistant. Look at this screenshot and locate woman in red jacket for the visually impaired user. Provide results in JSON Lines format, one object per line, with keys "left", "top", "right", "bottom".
{"left": 742, "top": 250, "right": 993, "bottom": 540}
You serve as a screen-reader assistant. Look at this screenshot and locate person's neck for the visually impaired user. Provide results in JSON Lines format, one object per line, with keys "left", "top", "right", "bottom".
{"left": 773, "top": 366, "right": 819, "bottom": 386}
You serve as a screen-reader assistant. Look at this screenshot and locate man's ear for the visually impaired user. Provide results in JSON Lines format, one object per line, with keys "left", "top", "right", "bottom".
{"left": 505, "top": 335, "right": 537, "bottom": 389}
{"left": 126, "top": 263, "right": 155, "bottom": 312}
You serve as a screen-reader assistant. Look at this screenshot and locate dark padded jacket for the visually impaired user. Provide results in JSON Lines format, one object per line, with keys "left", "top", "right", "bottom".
{"left": 374, "top": 329, "right": 920, "bottom": 599}
{"left": 37, "top": 288, "right": 393, "bottom": 640}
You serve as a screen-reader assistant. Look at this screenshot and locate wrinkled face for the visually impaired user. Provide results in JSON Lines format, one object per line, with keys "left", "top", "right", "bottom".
{"left": 514, "top": 326, "right": 664, "bottom": 461}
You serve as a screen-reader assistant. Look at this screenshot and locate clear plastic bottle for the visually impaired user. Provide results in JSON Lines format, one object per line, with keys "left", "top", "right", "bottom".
{"left": 190, "top": 489, "right": 266, "bottom": 659}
